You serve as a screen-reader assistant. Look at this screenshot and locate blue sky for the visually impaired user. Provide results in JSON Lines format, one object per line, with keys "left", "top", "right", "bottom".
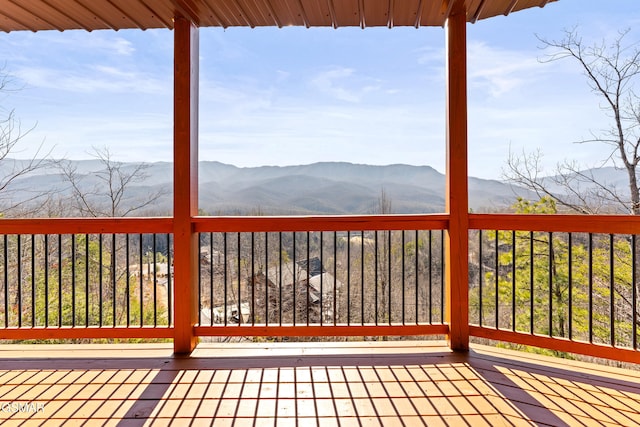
{"left": 1, "top": 0, "right": 639, "bottom": 179}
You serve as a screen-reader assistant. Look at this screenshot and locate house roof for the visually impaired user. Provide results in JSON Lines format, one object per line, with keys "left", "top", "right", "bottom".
{"left": 0, "top": 0, "right": 557, "bottom": 33}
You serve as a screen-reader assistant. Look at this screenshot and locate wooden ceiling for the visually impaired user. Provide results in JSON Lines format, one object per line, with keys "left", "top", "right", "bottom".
{"left": 0, "top": 0, "right": 556, "bottom": 32}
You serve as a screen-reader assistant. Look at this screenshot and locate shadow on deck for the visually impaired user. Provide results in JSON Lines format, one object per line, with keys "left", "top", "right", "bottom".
{"left": 0, "top": 341, "right": 639, "bottom": 426}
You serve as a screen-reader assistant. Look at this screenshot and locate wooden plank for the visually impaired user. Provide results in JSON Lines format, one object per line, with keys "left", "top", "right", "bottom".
{"left": 172, "top": 16, "right": 199, "bottom": 354}
{"left": 0, "top": 341, "right": 637, "bottom": 427}
{"left": 194, "top": 324, "right": 449, "bottom": 337}
{"left": 470, "top": 213, "right": 640, "bottom": 235}
{"left": 0, "top": 217, "right": 172, "bottom": 235}
{"left": 444, "top": 0, "right": 469, "bottom": 351}
{"left": 193, "top": 214, "right": 449, "bottom": 233}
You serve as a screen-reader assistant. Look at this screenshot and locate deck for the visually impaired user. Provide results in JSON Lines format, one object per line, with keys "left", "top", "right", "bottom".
{"left": 1, "top": 341, "right": 639, "bottom": 426}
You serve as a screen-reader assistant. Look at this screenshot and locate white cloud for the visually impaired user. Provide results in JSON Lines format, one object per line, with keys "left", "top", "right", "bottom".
{"left": 57, "top": 33, "right": 136, "bottom": 57}
{"left": 468, "top": 41, "right": 546, "bottom": 97}
{"left": 15, "top": 65, "right": 168, "bottom": 94}
{"left": 310, "top": 67, "right": 381, "bottom": 103}
{"left": 416, "top": 46, "right": 444, "bottom": 66}
{"left": 7, "top": 31, "right": 136, "bottom": 57}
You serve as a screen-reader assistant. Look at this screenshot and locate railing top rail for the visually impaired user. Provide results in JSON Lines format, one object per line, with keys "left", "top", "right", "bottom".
{"left": 4, "top": 213, "right": 639, "bottom": 235}
{"left": 193, "top": 214, "right": 449, "bottom": 232}
{"left": 470, "top": 213, "right": 640, "bottom": 235}
{"left": 0, "top": 217, "right": 173, "bottom": 235}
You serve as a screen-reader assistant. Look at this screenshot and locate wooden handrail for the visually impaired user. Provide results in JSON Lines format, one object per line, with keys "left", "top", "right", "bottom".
{"left": 470, "top": 213, "right": 640, "bottom": 234}
{"left": 193, "top": 214, "right": 449, "bottom": 233}
{"left": 0, "top": 217, "right": 173, "bottom": 235}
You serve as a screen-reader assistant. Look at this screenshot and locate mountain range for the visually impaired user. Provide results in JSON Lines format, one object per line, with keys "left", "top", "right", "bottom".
{"left": 1, "top": 159, "right": 537, "bottom": 215}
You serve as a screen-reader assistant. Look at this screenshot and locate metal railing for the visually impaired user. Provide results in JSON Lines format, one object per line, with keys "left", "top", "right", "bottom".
{"left": 469, "top": 214, "right": 640, "bottom": 364}
{"left": 0, "top": 213, "right": 638, "bottom": 364}
{"left": 0, "top": 218, "right": 173, "bottom": 340}
{"left": 193, "top": 215, "right": 449, "bottom": 337}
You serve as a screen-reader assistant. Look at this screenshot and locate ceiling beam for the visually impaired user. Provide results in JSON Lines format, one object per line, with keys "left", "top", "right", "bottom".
{"left": 504, "top": 0, "right": 518, "bottom": 16}
{"left": 41, "top": 0, "right": 88, "bottom": 31}
{"left": 471, "top": 0, "right": 487, "bottom": 23}
{"left": 75, "top": 0, "right": 120, "bottom": 30}
{"left": 9, "top": 1, "right": 63, "bottom": 31}
{"left": 327, "top": 0, "right": 338, "bottom": 29}
{"left": 106, "top": 0, "right": 147, "bottom": 30}
{"left": 263, "top": 0, "right": 283, "bottom": 27}
{"left": 293, "top": 0, "right": 310, "bottom": 28}
{"left": 441, "top": 0, "right": 456, "bottom": 26}
{"left": 138, "top": 0, "right": 174, "bottom": 28}
{"left": 414, "top": 0, "right": 424, "bottom": 28}
{"left": 197, "top": 0, "right": 225, "bottom": 27}
{"left": 170, "top": 0, "right": 202, "bottom": 26}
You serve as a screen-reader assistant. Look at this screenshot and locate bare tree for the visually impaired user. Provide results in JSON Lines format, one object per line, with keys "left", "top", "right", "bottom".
{"left": 59, "top": 146, "right": 166, "bottom": 217}
{"left": 58, "top": 146, "right": 168, "bottom": 324}
{"left": 504, "top": 28, "right": 640, "bottom": 214}
{"left": 0, "top": 67, "right": 51, "bottom": 216}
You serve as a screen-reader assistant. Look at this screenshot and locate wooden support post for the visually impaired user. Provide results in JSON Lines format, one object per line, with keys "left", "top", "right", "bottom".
{"left": 173, "top": 16, "right": 199, "bottom": 354}
{"left": 445, "top": 1, "right": 470, "bottom": 351}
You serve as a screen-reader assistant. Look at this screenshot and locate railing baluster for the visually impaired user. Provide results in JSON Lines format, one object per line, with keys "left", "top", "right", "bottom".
{"left": 402, "top": 230, "right": 405, "bottom": 325}
{"left": 31, "top": 234, "right": 35, "bottom": 327}
{"left": 265, "top": 232, "right": 269, "bottom": 326}
{"left": 210, "top": 232, "right": 214, "bottom": 326}
{"left": 167, "top": 233, "right": 172, "bottom": 326}
{"left": 319, "top": 231, "right": 323, "bottom": 326}
{"left": 153, "top": 234, "right": 158, "bottom": 327}
{"left": 428, "top": 230, "right": 432, "bottom": 324}
{"left": 631, "top": 234, "right": 638, "bottom": 350}
{"left": 126, "top": 235, "right": 130, "bottom": 327}
{"left": 478, "top": 230, "right": 483, "bottom": 327}
{"left": 306, "top": 231, "right": 310, "bottom": 326}
{"left": 292, "top": 232, "right": 296, "bottom": 326}
{"left": 224, "top": 232, "right": 228, "bottom": 325}
{"left": 440, "top": 230, "right": 444, "bottom": 324}
{"left": 610, "top": 234, "right": 615, "bottom": 347}
{"left": 85, "top": 234, "right": 90, "bottom": 327}
{"left": 529, "top": 231, "right": 534, "bottom": 335}
{"left": 388, "top": 230, "right": 391, "bottom": 325}
{"left": 99, "top": 234, "right": 103, "bottom": 327}
{"left": 374, "top": 230, "right": 378, "bottom": 325}
{"left": 633, "top": 234, "right": 638, "bottom": 350}
{"left": 347, "top": 230, "right": 351, "bottom": 325}
{"left": 415, "top": 230, "right": 419, "bottom": 324}
{"left": 548, "top": 232, "right": 553, "bottom": 337}
{"left": 511, "top": 230, "right": 516, "bottom": 332}
{"left": 17, "top": 235, "right": 22, "bottom": 328}
{"left": 44, "top": 235, "right": 49, "bottom": 328}
{"left": 72, "top": 234, "right": 76, "bottom": 327}
{"left": 198, "top": 237, "right": 202, "bottom": 326}
{"left": 139, "top": 233, "right": 143, "bottom": 327}
{"left": 58, "top": 234, "right": 62, "bottom": 327}
{"left": 333, "top": 231, "right": 336, "bottom": 326}
{"left": 568, "top": 233, "right": 573, "bottom": 340}
{"left": 251, "top": 232, "right": 255, "bottom": 326}
{"left": 112, "top": 234, "right": 116, "bottom": 327}
{"left": 237, "top": 232, "right": 241, "bottom": 326}
{"left": 495, "top": 230, "right": 499, "bottom": 329}
{"left": 361, "top": 231, "right": 364, "bottom": 325}
{"left": 588, "top": 233, "right": 593, "bottom": 343}
{"left": 3, "top": 235, "right": 8, "bottom": 328}
{"left": 279, "top": 232, "right": 283, "bottom": 326}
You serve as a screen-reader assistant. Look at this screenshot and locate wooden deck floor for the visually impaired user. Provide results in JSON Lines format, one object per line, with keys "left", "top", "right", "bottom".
{"left": 0, "top": 341, "right": 639, "bottom": 426}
